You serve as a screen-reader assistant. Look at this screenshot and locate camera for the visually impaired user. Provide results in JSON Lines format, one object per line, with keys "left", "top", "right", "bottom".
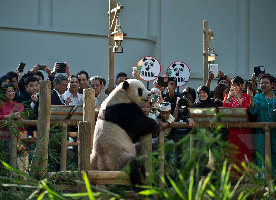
{"left": 37, "top": 64, "right": 46, "bottom": 70}
{"left": 56, "top": 63, "right": 66, "bottom": 73}
{"left": 18, "top": 62, "right": 26, "bottom": 72}
{"left": 177, "top": 95, "right": 189, "bottom": 122}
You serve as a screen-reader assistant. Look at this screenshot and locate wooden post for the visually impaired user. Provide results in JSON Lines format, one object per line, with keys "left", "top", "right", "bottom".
{"left": 203, "top": 20, "right": 209, "bottom": 85}
{"left": 140, "top": 133, "right": 152, "bottom": 175}
{"left": 9, "top": 130, "right": 17, "bottom": 168}
{"left": 83, "top": 88, "right": 95, "bottom": 153}
{"left": 108, "top": 0, "right": 115, "bottom": 94}
{"left": 30, "top": 80, "right": 51, "bottom": 177}
{"left": 60, "top": 122, "right": 68, "bottom": 171}
{"left": 158, "top": 132, "right": 165, "bottom": 188}
{"left": 78, "top": 121, "right": 92, "bottom": 192}
{"left": 264, "top": 126, "right": 271, "bottom": 179}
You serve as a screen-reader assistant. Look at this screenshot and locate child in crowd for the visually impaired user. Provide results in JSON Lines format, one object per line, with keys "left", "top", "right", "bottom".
{"left": 141, "top": 101, "right": 156, "bottom": 121}
{"left": 156, "top": 102, "right": 175, "bottom": 137}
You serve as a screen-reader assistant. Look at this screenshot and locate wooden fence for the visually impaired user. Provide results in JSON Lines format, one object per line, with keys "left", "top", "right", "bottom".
{"left": 0, "top": 80, "right": 276, "bottom": 188}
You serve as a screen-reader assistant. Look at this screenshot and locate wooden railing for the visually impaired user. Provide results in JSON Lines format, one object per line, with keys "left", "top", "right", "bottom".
{"left": 1, "top": 80, "right": 275, "bottom": 188}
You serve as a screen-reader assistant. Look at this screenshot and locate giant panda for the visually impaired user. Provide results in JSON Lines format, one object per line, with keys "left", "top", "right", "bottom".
{"left": 90, "top": 79, "right": 159, "bottom": 185}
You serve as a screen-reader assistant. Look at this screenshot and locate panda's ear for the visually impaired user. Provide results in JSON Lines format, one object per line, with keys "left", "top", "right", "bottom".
{"left": 180, "top": 64, "right": 184, "bottom": 67}
{"left": 151, "top": 59, "right": 155, "bottom": 62}
{"left": 122, "top": 80, "right": 129, "bottom": 91}
{"left": 172, "top": 64, "right": 176, "bottom": 68}
{"left": 143, "top": 58, "right": 147, "bottom": 62}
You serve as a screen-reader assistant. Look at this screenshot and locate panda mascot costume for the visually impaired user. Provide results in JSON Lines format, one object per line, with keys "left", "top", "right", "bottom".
{"left": 90, "top": 79, "right": 159, "bottom": 185}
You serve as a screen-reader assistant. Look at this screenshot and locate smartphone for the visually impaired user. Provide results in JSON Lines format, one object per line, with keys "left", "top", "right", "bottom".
{"left": 254, "top": 66, "right": 265, "bottom": 77}
{"left": 157, "top": 77, "right": 168, "bottom": 87}
{"left": 18, "top": 62, "right": 26, "bottom": 72}
{"left": 56, "top": 63, "right": 66, "bottom": 73}
{"left": 37, "top": 64, "right": 46, "bottom": 70}
{"left": 153, "top": 93, "right": 158, "bottom": 101}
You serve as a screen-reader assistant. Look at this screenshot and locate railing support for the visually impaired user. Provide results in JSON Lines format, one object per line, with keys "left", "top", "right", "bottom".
{"left": 60, "top": 122, "right": 68, "bottom": 171}
{"left": 264, "top": 125, "right": 272, "bottom": 180}
{"left": 30, "top": 80, "right": 51, "bottom": 178}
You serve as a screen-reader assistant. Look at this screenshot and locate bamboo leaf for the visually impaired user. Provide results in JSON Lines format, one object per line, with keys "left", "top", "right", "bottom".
{"left": 206, "top": 190, "right": 215, "bottom": 197}
{"left": 82, "top": 172, "right": 95, "bottom": 200}
{"left": 167, "top": 174, "right": 185, "bottom": 200}
{"left": 63, "top": 193, "right": 88, "bottom": 197}
{"left": 139, "top": 189, "right": 157, "bottom": 196}
{"left": 188, "top": 169, "right": 194, "bottom": 200}
{"left": 37, "top": 191, "right": 47, "bottom": 200}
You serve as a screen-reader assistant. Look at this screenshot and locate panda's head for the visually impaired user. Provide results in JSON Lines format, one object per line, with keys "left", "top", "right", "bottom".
{"left": 122, "top": 79, "right": 151, "bottom": 105}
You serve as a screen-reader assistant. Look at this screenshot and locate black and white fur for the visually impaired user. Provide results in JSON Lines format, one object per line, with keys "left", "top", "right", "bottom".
{"left": 90, "top": 79, "right": 159, "bottom": 185}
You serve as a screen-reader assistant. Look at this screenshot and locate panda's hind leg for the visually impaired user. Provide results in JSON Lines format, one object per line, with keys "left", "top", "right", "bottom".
{"left": 128, "top": 158, "right": 146, "bottom": 185}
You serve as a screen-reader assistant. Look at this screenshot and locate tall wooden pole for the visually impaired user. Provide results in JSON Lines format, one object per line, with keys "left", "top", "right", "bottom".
{"left": 30, "top": 80, "right": 51, "bottom": 178}
{"left": 83, "top": 88, "right": 95, "bottom": 153}
{"left": 203, "top": 20, "right": 209, "bottom": 85}
{"left": 108, "top": 0, "right": 115, "bottom": 94}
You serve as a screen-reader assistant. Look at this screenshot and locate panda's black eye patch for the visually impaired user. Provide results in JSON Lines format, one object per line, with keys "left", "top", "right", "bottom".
{"left": 138, "top": 88, "right": 143, "bottom": 96}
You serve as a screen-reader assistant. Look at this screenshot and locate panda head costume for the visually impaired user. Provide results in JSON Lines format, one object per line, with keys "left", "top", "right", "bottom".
{"left": 90, "top": 79, "right": 159, "bottom": 185}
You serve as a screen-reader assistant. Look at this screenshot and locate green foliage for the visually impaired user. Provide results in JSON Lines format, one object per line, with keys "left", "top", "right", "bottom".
{"left": 136, "top": 127, "right": 276, "bottom": 200}
{"left": 0, "top": 116, "right": 276, "bottom": 199}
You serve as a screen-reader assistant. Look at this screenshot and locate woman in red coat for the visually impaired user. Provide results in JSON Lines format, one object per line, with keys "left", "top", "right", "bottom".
{"left": 223, "top": 76, "right": 253, "bottom": 166}
{"left": 0, "top": 83, "right": 25, "bottom": 140}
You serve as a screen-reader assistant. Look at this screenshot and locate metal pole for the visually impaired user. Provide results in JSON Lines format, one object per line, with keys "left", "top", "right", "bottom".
{"left": 108, "top": 0, "right": 115, "bottom": 94}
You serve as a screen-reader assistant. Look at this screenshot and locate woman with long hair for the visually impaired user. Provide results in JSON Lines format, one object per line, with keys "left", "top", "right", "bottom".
{"left": 222, "top": 76, "right": 253, "bottom": 168}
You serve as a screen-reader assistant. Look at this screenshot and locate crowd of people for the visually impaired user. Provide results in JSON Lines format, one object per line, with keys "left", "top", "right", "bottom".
{"left": 0, "top": 62, "right": 275, "bottom": 175}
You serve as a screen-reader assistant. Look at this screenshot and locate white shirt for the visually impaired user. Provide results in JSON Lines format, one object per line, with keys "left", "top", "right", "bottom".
{"left": 63, "top": 90, "right": 82, "bottom": 105}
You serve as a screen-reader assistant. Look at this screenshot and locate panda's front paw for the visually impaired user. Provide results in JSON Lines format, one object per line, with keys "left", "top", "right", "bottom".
{"left": 152, "top": 125, "right": 160, "bottom": 138}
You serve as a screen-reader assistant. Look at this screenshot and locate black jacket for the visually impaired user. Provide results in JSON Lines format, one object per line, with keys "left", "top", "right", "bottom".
{"left": 51, "top": 90, "right": 65, "bottom": 105}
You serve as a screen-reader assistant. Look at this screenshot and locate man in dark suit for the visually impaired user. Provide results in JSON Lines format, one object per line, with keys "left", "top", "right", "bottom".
{"left": 51, "top": 74, "right": 68, "bottom": 105}
{"left": 16, "top": 76, "right": 40, "bottom": 119}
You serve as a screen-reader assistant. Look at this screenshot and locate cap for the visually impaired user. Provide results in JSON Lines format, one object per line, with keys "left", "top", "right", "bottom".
{"left": 159, "top": 102, "right": 171, "bottom": 111}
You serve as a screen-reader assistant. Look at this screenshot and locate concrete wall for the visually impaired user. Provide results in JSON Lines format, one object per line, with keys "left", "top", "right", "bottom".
{"left": 0, "top": 0, "right": 275, "bottom": 91}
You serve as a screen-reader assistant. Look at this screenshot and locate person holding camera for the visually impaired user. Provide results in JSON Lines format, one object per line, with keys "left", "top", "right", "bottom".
{"left": 163, "top": 77, "right": 180, "bottom": 113}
